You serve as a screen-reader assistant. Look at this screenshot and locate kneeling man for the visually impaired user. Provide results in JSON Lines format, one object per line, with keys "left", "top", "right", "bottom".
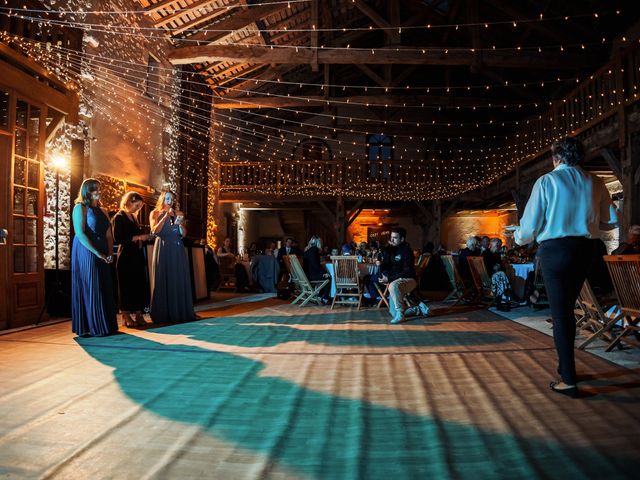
{"left": 379, "top": 227, "right": 429, "bottom": 324}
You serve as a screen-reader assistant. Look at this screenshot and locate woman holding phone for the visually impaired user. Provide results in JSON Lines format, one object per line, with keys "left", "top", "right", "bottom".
{"left": 149, "top": 190, "right": 196, "bottom": 323}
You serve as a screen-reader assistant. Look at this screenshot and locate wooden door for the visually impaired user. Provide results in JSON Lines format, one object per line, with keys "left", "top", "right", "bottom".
{"left": 0, "top": 89, "right": 11, "bottom": 330}
{"left": 1, "top": 91, "right": 46, "bottom": 329}
{"left": 0, "top": 133, "right": 10, "bottom": 330}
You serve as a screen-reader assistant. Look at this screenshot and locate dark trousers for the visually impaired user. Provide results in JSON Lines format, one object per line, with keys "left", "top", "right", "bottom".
{"left": 538, "top": 237, "right": 595, "bottom": 385}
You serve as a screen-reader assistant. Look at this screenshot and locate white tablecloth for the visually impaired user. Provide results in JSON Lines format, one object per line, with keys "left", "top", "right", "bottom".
{"left": 508, "top": 262, "right": 535, "bottom": 299}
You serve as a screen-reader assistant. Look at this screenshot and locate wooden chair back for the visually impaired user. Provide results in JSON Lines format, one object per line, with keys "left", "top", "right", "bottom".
{"left": 329, "top": 256, "right": 362, "bottom": 309}
{"left": 441, "top": 255, "right": 466, "bottom": 304}
{"left": 602, "top": 255, "right": 640, "bottom": 351}
{"left": 415, "top": 254, "right": 431, "bottom": 278}
{"left": 467, "top": 256, "right": 494, "bottom": 304}
{"left": 287, "top": 254, "right": 329, "bottom": 306}
{"left": 330, "top": 256, "right": 360, "bottom": 288}
{"left": 287, "top": 255, "right": 311, "bottom": 290}
{"left": 217, "top": 255, "right": 237, "bottom": 291}
{"left": 575, "top": 279, "right": 622, "bottom": 350}
{"left": 604, "top": 255, "right": 640, "bottom": 317}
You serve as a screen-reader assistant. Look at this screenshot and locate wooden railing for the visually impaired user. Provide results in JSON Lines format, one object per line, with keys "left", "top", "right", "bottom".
{"left": 219, "top": 41, "right": 640, "bottom": 199}
{"left": 0, "top": 0, "right": 83, "bottom": 52}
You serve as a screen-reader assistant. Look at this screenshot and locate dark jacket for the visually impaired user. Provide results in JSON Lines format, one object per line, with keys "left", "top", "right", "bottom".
{"left": 482, "top": 249, "right": 502, "bottom": 273}
{"left": 277, "top": 245, "right": 302, "bottom": 264}
{"left": 303, "top": 246, "right": 326, "bottom": 281}
{"left": 381, "top": 243, "right": 415, "bottom": 282}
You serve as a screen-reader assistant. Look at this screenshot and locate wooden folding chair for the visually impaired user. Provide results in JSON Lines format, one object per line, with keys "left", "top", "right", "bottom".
{"left": 287, "top": 255, "right": 329, "bottom": 307}
{"left": 530, "top": 257, "right": 549, "bottom": 308}
{"left": 575, "top": 279, "right": 622, "bottom": 350}
{"left": 283, "top": 254, "right": 302, "bottom": 297}
{"left": 216, "top": 255, "right": 237, "bottom": 291}
{"left": 603, "top": 255, "right": 640, "bottom": 351}
{"left": 467, "top": 256, "right": 496, "bottom": 306}
{"left": 330, "top": 256, "right": 363, "bottom": 309}
{"left": 441, "top": 255, "right": 466, "bottom": 304}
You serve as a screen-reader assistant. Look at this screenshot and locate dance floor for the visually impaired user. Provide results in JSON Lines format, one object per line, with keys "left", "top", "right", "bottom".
{"left": 1, "top": 298, "right": 639, "bottom": 479}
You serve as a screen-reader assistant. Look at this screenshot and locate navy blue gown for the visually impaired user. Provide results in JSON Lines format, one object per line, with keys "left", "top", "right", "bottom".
{"left": 150, "top": 214, "right": 195, "bottom": 323}
{"left": 71, "top": 206, "right": 118, "bottom": 336}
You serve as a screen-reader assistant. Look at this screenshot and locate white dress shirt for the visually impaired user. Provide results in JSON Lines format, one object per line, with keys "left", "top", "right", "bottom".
{"left": 514, "top": 163, "right": 617, "bottom": 245}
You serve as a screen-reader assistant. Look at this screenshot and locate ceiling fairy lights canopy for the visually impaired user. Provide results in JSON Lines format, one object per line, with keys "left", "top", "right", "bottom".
{"left": 2, "top": 0, "right": 639, "bottom": 200}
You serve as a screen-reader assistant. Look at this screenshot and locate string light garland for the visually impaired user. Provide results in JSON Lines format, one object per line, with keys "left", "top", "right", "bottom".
{"left": 2, "top": 3, "right": 635, "bottom": 204}
{"left": 0, "top": 5, "right": 622, "bottom": 37}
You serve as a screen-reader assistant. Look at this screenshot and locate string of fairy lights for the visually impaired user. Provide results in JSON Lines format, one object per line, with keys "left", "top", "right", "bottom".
{"left": 3, "top": 30, "right": 624, "bottom": 200}
{"left": 0, "top": 4, "right": 623, "bottom": 40}
{"left": 0, "top": 3, "right": 635, "bottom": 203}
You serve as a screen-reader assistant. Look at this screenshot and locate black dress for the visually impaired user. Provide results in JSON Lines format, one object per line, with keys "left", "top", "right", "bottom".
{"left": 303, "top": 246, "right": 325, "bottom": 281}
{"left": 113, "top": 211, "right": 150, "bottom": 312}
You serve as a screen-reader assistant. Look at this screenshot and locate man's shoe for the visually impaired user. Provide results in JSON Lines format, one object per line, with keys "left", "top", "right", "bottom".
{"left": 390, "top": 313, "right": 405, "bottom": 324}
{"left": 403, "top": 306, "right": 420, "bottom": 317}
{"left": 418, "top": 302, "right": 430, "bottom": 316}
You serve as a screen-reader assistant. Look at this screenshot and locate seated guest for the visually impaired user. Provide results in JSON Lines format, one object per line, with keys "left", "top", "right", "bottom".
{"left": 482, "top": 238, "right": 513, "bottom": 308}
{"left": 303, "top": 236, "right": 330, "bottom": 301}
{"left": 380, "top": 227, "right": 429, "bottom": 324}
{"left": 612, "top": 224, "right": 640, "bottom": 254}
{"left": 341, "top": 243, "right": 353, "bottom": 255}
{"left": 217, "top": 237, "right": 250, "bottom": 292}
{"left": 479, "top": 236, "right": 490, "bottom": 253}
{"left": 458, "top": 236, "right": 480, "bottom": 287}
{"left": 482, "top": 238, "right": 504, "bottom": 273}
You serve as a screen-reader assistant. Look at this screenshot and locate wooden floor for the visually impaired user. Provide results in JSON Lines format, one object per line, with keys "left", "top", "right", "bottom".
{"left": 1, "top": 299, "right": 639, "bottom": 479}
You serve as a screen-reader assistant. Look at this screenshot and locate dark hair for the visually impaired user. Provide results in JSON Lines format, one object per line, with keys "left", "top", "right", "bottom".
{"left": 75, "top": 178, "right": 100, "bottom": 206}
{"left": 391, "top": 227, "right": 407, "bottom": 239}
{"left": 551, "top": 137, "right": 584, "bottom": 166}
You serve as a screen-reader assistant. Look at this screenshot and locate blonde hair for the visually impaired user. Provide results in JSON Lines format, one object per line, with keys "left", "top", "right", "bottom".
{"left": 305, "top": 236, "right": 322, "bottom": 251}
{"left": 154, "top": 190, "right": 177, "bottom": 212}
{"left": 119, "top": 191, "right": 143, "bottom": 211}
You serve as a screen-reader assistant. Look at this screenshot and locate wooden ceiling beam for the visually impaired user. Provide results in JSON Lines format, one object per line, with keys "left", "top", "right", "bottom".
{"left": 153, "top": 0, "right": 228, "bottom": 29}
{"left": 168, "top": 44, "right": 597, "bottom": 69}
{"left": 212, "top": 94, "right": 503, "bottom": 109}
{"left": 182, "top": 3, "right": 293, "bottom": 43}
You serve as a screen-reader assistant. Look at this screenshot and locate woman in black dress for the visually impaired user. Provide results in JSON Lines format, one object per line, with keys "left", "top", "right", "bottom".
{"left": 303, "top": 236, "right": 330, "bottom": 301}
{"left": 113, "top": 192, "right": 150, "bottom": 327}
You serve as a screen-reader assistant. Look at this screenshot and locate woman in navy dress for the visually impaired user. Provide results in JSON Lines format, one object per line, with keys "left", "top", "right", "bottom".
{"left": 71, "top": 178, "right": 118, "bottom": 336}
{"left": 149, "top": 190, "right": 195, "bottom": 323}
{"left": 113, "top": 191, "right": 151, "bottom": 327}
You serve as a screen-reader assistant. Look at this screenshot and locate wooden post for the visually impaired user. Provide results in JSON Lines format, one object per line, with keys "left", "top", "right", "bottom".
{"left": 69, "top": 139, "right": 84, "bottom": 239}
{"left": 336, "top": 196, "right": 345, "bottom": 245}
{"left": 623, "top": 132, "right": 640, "bottom": 232}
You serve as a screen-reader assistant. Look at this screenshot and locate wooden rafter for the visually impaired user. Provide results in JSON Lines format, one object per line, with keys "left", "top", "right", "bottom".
{"left": 168, "top": 44, "right": 597, "bottom": 69}
{"left": 153, "top": 0, "right": 227, "bottom": 29}
{"left": 182, "top": 3, "right": 292, "bottom": 43}
{"left": 211, "top": 94, "right": 503, "bottom": 109}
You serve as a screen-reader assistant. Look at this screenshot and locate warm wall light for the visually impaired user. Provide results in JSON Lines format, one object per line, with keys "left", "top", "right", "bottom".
{"left": 51, "top": 154, "right": 68, "bottom": 171}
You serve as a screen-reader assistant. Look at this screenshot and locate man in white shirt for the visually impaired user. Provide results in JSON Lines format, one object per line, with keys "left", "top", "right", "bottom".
{"left": 513, "top": 137, "right": 617, "bottom": 398}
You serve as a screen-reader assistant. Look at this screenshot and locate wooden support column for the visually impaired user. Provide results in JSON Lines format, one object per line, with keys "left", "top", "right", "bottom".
{"left": 69, "top": 139, "right": 84, "bottom": 239}
{"left": 623, "top": 132, "right": 640, "bottom": 232}
{"left": 426, "top": 200, "right": 442, "bottom": 249}
{"left": 336, "top": 196, "right": 345, "bottom": 245}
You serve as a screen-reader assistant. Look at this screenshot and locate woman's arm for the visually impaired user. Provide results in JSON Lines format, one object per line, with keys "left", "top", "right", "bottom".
{"left": 175, "top": 210, "right": 187, "bottom": 238}
{"left": 150, "top": 209, "right": 170, "bottom": 234}
{"left": 72, "top": 204, "right": 108, "bottom": 261}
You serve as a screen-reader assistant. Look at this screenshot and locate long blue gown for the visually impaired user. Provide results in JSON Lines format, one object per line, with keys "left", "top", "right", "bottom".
{"left": 71, "top": 206, "right": 118, "bottom": 336}
{"left": 150, "top": 215, "right": 195, "bottom": 323}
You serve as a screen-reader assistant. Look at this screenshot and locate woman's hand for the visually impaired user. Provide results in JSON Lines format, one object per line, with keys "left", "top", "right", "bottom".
{"left": 98, "top": 253, "right": 113, "bottom": 263}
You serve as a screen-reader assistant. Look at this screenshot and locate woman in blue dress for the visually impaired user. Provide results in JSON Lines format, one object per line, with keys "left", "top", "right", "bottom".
{"left": 149, "top": 190, "right": 196, "bottom": 323}
{"left": 71, "top": 178, "right": 118, "bottom": 336}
